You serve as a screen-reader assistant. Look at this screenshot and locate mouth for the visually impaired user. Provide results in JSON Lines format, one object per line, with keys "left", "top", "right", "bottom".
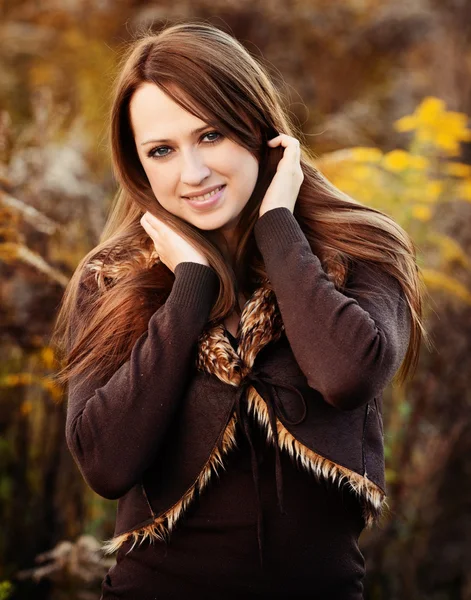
{"left": 183, "top": 185, "right": 226, "bottom": 202}
{"left": 183, "top": 185, "right": 226, "bottom": 211}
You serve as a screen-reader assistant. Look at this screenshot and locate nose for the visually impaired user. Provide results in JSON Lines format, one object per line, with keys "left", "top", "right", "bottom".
{"left": 180, "top": 148, "right": 211, "bottom": 186}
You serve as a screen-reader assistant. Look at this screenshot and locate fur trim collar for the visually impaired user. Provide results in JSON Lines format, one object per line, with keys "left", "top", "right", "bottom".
{"left": 102, "top": 279, "right": 386, "bottom": 555}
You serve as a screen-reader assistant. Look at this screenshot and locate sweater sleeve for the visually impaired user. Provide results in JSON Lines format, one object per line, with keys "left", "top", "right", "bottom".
{"left": 66, "top": 261, "right": 219, "bottom": 500}
{"left": 253, "top": 207, "right": 411, "bottom": 411}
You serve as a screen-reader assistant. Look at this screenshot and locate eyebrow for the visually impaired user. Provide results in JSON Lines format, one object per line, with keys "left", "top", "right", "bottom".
{"left": 140, "top": 125, "right": 211, "bottom": 146}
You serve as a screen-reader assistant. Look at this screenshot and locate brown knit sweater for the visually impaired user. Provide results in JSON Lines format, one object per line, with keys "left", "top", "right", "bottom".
{"left": 66, "top": 207, "right": 411, "bottom": 598}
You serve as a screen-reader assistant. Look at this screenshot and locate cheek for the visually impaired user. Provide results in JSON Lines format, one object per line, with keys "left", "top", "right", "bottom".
{"left": 140, "top": 161, "right": 157, "bottom": 190}
{"left": 222, "top": 148, "right": 258, "bottom": 185}
{"left": 237, "top": 156, "right": 259, "bottom": 196}
{"left": 145, "top": 165, "right": 175, "bottom": 196}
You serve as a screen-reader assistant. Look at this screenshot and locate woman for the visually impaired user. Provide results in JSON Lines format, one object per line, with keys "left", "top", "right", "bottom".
{"left": 53, "top": 20, "right": 426, "bottom": 599}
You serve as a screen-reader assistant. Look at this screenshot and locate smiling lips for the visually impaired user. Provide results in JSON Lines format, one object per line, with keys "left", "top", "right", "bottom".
{"left": 184, "top": 184, "right": 225, "bottom": 203}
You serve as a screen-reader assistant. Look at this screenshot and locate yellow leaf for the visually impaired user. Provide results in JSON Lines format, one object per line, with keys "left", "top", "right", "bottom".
{"left": 40, "top": 347, "right": 56, "bottom": 369}
{"left": 408, "top": 155, "right": 429, "bottom": 170}
{"left": 426, "top": 181, "right": 443, "bottom": 201}
{"left": 457, "top": 180, "right": 471, "bottom": 201}
{"left": 415, "top": 97, "right": 446, "bottom": 126}
{"left": 41, "top": 377, "right": 63, "bottom": 400}
{"left": 429, "top": 233, "right": 470, "bottom": 268}
{"left": 411, "top": 204, "right": 433, "bottom": 221}
{"left": 435, "top": 132, "right": 461, "bottom": 156}
{"left": 394, "top": 115, "right": 416, "bottom": 132}
{"left": 382, "top": 150, "right": 410, "bottom": 172}
{"left": 421, "top": 269, "right": 471, "bottom": 304}
{"left": 353, "top": 165, "right": 373, "bottom": 181}
{"left": 18, "top": 373, "right": 33, "bottom": 385}
{"left": 445, "top": 162, "right": 471, "bottom": 178}
{"left": 350, "top": 147, "right": 383, "bottom": 163}
{"left": 444, "top": 111, "right": 470, "bottom": 133}
{"left": 3, "top": 375, "right": 18, "bottom": 386}
{"left": 416, "top": 129, "right": 434, "bottom": 144}
{"left": 395, "top": 96, "right": 470, "bottom": 156}
{"left": 2, "top": 373, "right": 33, "bottom": 387}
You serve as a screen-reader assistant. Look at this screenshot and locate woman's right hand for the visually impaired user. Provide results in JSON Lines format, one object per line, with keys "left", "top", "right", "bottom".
{"left": 140, "top": 211, "right": 209, "bottom": 273}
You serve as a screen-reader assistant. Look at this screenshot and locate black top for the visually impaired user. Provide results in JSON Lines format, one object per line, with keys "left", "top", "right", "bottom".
{"left": 100, "top": 330, "right": 367, "bottom": 599}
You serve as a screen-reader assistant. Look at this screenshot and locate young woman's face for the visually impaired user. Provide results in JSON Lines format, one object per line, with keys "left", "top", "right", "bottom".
{"left": 130, "top": 82, "right": 259, "bottom": 236}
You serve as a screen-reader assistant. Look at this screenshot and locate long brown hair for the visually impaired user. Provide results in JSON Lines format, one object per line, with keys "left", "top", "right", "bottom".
{"left": 51, "top": 20, "right": 429, "bottom": 391}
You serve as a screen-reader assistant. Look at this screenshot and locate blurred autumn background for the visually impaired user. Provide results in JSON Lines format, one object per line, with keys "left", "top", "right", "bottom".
{"left": 1, "top": 0, "right": 471, "bottom": 599}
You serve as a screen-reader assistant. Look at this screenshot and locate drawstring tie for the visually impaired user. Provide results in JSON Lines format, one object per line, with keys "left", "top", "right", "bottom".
{"left": 233, "top": 367, "right": 307, "bottom": 569}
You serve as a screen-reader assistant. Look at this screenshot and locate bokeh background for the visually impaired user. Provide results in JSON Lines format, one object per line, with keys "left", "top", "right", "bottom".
{"left": 1, "top": 1, "right": 471, "bottom": 599}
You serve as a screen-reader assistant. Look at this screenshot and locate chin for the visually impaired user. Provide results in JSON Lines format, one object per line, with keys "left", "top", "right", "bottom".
{"left": 181, "top": 206, "right": 237, "bottom": 230}
{"left": 192, "top": 217, "right": 231, "bottom": 232}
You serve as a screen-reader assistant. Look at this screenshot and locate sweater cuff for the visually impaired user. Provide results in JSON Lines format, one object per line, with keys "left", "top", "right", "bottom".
{"left": 254, "top": 207, "right": 308, "bottom": 254}
{"left": 167, "top": 262, "right": 219, "bottom": 309}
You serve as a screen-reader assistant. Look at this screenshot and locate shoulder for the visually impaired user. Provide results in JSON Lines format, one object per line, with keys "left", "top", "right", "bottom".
{"left": 344, "top": 260, "right": 410, "bottom": 327}
{"left": 346, "top": 260, "right": 404, "bottom": 299}
{"left": 76, "top": 250, "right": 125, "bottom": 298}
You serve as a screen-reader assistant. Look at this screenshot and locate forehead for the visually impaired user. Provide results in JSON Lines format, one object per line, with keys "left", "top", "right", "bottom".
{"left": 129, "top": 82, "right": 208, "bottom": 140}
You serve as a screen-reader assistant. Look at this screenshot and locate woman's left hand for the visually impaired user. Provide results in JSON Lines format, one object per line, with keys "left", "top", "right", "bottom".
{"left": 258, "top": 133, "right": 304, "bottom": 218}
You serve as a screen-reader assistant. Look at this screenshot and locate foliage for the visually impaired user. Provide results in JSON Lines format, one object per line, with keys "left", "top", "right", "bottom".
{"left": 315, "top": 96, "right": 471, "bottom": 491}
{"left": 0, "top": 581, "right": 13, "bottom": 600}
{"left": 315, "top": 96, "right": 471, "bottom": 305}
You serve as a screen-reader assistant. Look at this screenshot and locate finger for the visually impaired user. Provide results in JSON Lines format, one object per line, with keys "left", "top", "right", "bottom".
{"left": 140, "top": 213, "right": 157, "bottom": 236}
{"left": 281, "top": 136, "right": 301, "bottom": 161}
{"left": 142, "top": 211, "right": 159, "bottom": 230}
{"left": 269, "top": 138, "right": 301, "bottom": 166}
{"left": 267, "top": 134, "right": 300, "bottom": 149}
{"left": 145, "top": 211, "right": 165, "bottom": 227}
